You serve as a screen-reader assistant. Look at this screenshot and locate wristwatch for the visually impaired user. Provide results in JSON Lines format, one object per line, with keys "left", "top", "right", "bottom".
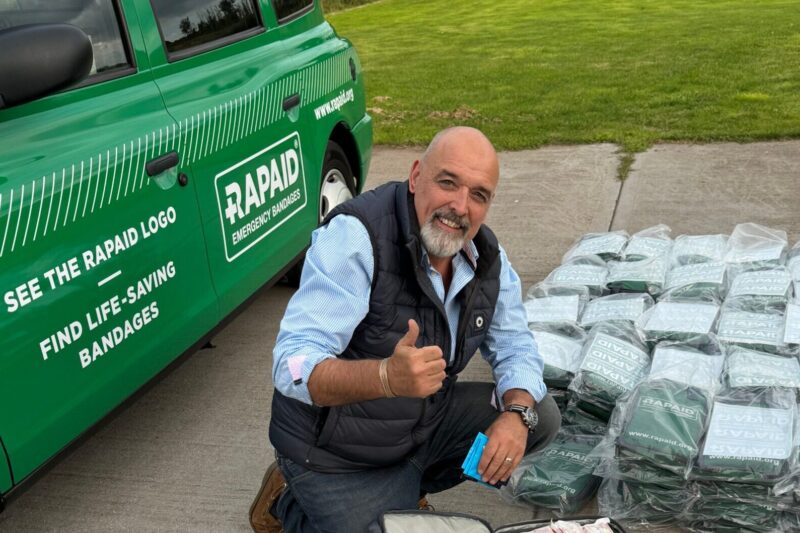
{"left": 507, "top": 404, "right": 538, "bottom": 432}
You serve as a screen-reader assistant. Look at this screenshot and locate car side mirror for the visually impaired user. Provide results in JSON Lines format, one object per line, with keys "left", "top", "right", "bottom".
{"left": 0, "top": 23, "right": 94, "bottom": 109}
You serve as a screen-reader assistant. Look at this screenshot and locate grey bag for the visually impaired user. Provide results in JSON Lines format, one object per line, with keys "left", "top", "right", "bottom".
{"left": 375, "top": 511, "right": 627, "bottom": 533}
{"left": 375, "top": 511, "right": 492, "bottom": 533}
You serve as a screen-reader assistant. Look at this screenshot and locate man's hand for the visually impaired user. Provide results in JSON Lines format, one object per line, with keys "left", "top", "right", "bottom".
{"left": 478, "top": 411, "right": 528, "bottom": 485}
{"left": 386, "top": 319, "right": 446, "bottom": 398}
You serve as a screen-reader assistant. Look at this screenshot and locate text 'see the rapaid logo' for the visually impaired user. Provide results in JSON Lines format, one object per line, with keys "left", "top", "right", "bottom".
{"left": 215, "top": 133, "right": 307, "bottom": 261}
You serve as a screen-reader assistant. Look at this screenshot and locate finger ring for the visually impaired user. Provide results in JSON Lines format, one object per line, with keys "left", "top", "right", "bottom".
{"left": 504, "top": 457, "right": 513, "bottom": 463}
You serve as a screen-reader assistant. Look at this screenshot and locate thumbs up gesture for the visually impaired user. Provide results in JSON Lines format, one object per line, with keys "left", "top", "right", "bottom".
{"left": 386, "top": 320, "right": 447, "bottom": 398}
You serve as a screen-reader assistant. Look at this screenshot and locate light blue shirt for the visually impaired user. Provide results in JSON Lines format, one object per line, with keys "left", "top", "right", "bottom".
{"left": 273, "top": 214, "right": 546, "bottom": 406}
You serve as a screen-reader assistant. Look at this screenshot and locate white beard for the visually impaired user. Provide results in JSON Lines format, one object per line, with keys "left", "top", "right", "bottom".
{"left": 420, "top": 210, "right": 470, "bottom": 258}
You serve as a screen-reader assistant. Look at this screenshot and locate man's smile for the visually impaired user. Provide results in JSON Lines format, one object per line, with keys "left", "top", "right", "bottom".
{"left": 432, "top": 210, "right": 469, "bottom": 234}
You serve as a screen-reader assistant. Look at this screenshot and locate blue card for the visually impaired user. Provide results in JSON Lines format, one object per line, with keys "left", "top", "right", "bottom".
{"left": 460, "top": 432, "right": 496, "bottom": 488}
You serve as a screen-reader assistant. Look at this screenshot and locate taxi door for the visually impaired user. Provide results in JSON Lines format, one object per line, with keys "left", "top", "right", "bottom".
{"left": 0, "top": 438, "right": 10, "bottom": 498}
{"left": 0, "top": 0, "right": 217, "bottom": 485}
{"left": 133, "top": 0, "right": 321, "bottom": 317}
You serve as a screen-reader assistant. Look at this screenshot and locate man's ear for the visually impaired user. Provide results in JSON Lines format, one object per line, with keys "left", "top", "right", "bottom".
{"left": 408, "top": 160, "right": 421, "bottom": 193}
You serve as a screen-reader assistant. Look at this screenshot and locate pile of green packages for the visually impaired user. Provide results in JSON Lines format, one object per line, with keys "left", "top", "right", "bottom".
{"left": 517, "top": 223, "right": 800, "bottom": 530}
{"left": 593, "top": 341, "right": 724, "bottom": 525}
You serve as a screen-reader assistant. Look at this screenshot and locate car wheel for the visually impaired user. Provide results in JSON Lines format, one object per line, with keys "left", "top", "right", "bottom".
{"left": 319, "top": 141, "right": 355, "bottom": 222}
{"left": 284, "top": 141, "right": 356, "bottom": 286}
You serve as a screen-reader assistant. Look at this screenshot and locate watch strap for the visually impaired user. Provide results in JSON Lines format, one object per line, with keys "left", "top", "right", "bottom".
{"left": 506, "top": 404, "right": 537, "bottom": 432}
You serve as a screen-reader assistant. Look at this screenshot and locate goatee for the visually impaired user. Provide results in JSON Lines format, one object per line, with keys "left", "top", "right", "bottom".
{"left": 420, "top": 208, "right": 471, "bottom": 258}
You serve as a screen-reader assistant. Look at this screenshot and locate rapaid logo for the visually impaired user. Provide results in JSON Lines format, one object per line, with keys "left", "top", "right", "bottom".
{"left": 214, "top": 132, "right": 307, "bottom": 262}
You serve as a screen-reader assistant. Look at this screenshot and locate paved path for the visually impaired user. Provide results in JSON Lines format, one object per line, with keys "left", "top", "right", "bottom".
{"left": 1, "top": 142, "right": 798, "bottom": 532}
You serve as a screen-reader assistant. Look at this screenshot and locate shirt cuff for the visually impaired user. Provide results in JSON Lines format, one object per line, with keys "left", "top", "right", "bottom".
{"left": 280, "top": 351, "right": 337, "bottom": 405}
{"left": 495, "top": 373, "right": 548, "bottom": 405}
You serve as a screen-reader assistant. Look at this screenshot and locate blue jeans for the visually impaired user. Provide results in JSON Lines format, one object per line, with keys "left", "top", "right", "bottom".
{"left": 274, "top": 382, "right": 561, "bottom": 533}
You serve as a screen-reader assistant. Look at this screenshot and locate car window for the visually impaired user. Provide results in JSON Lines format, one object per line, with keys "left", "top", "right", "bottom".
{"left": 272, "top": 0, "right": 313, "bottom": 22}
{"left": 149, "top": 0, "right": 261, "bottom": 58}
{"left": 0, "top": 0, "right": 132, "bottom": 78}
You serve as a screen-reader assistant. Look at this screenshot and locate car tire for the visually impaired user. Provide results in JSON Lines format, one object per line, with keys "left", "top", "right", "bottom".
{"left": 284, "top": 140, "right": 356, "bottom": 287}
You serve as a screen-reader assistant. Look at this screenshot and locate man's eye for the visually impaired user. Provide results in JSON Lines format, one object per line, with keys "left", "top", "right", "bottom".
{"left": 439, "top": 179, "right": 457, "bottom": 189}
{"left": 471, "top": 191, "right": 489, "bottom": 204}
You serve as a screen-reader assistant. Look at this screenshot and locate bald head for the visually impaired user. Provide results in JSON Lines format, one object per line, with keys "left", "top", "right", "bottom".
{"left": 421, "top": 127, "right": 499, "bottom": 178}
{"left": 408, "top": 127, "right": 500, "bottom": 261}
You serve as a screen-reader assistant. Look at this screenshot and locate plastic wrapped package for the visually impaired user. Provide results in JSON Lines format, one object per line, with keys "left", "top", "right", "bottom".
{"left": 784, "top": 302, "right": 800, "bottom": 345}
{"left": 724, "top": 345, "right": 800, "bottom": 391}
{"left": 614, "top": 380, "right": 712, "bottom": 475}
{"left": 527, "top": 282, "right": 591, "bottom": 302}
{"left": 562, "top": 231, "right": 629, "bottom": 263}
{"left": 685, "top": 499, "right": 798, "bottom": 532}
{"left": 663, "top": 262, "right": 727, "bottom": 301}
{"left": 637, "top": 300, "right": 719, "bottom": 345}
{"left": 687, "top": 453, "right": 800, "bottom": 529}
{"left": 597, "top": 478, "right": 694, "bottom": 526}
{"left": 686, "top": 520, "right": 772, "bottom": 533}
{"left": 524, "top": 284, "right": 589, "bottom": 329}
{"left": 716, "top": 297, "right": 787, "bottom": 353}
{"left": 726, "top": 267, "right": 793, "bottom": 304}
{"left": 769, "top": 513, "right": 800, "bottom": 533}
{"left": 647, "top": 340, "right": 725, "bottom": 393}
{"left": 692, "top": 387, "right": 798, "bottom": 484}
{"left": 622, "top": 225, "right": 672, "bottom": 261}
{"left": 545, "top": 256, "right": 609, "bottom": 297}
{"left": 531, "top": 325, "right": 587, "bottom": 390}
{"left": 691, "top": 480, "right": 796, "bottom": 510}
{"left": 724, "top": 222, "right": 788, "bottom": 275}
{"left": 550, "top": 388, "right": 570, "bottom": 412}
{"left": 789, "top": 241, "right": 800, "bottom": 281}
{"left": 579, "top": 293, "right": 654, "bottom": 329}
{"left": 595, "top": 449, "right": 687, "bottom": 489}
{"left": 685, "top": 521, "right": 752, "bottom": 533}
{"left": 772, "top": 416, "right": 800, "bottom": 499}
{"left": 568, "top": 322, "right": 650, "bottom": 421}
{"left": 606, "top": 256, "right": 668, "bottom": 295}
{"left": 524, "top": 295, "right": 584, "bottom": 328}
{"left": 670, "top": 234, "right": 728, "bottom": 266}
{"left": 562, "top": 399, "right": 609, "bottom": 435}
{"left": 502, "top": 428, "right": 603, "bottom": 514}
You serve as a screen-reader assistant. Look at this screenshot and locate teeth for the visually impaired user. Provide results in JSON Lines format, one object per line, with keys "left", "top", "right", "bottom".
{"left": 439, "top": 217, "right": 460, "bottom": 229}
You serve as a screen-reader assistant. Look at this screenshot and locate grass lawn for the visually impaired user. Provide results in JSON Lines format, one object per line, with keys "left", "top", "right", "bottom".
{"left": 322, "top": 0, "right": 377, "bottom": 13}
{"left": 328, "top": 0, "right": 800, "bottom": 151}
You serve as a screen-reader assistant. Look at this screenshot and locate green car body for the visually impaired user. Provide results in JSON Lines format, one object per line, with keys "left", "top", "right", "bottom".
{"left": 0, "top": 0, "right": 371, "bottom": 504}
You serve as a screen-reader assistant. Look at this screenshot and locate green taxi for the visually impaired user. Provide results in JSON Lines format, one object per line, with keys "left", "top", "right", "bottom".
{"left": 0, "top": 0, "right": 371, "bottom": 509}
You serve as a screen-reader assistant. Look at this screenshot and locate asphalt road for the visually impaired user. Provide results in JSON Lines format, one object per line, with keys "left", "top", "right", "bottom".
{"left": 1, "top": 141, "right": 799, "bottom": 532}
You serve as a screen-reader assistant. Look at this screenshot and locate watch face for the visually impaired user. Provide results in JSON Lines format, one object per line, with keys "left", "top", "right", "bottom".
{"left": 509, "top": 405, "right": 537, "bottom": 431}
{"left": 525, "top": 409, "right": 538, "bottom": 429}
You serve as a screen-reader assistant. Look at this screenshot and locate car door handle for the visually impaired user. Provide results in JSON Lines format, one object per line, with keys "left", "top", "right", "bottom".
{"left": 146, "top": 151, "right": 179, "bottom": 177}
{"left": 282, "top": 93, "right": 301, "bottom": 111}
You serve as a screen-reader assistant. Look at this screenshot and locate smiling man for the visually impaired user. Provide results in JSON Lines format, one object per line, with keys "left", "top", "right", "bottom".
{"left": 251, "top": 127, "right": 560, "bottom": 533}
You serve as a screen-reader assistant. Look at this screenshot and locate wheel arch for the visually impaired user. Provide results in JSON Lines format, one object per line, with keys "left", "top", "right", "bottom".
{"left": 328, "top": 121, "right": 362, "bottom": 191}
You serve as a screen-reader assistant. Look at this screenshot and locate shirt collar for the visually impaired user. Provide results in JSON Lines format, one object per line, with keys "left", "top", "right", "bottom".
{"left": 420, "top": 239, "right": 480, "bottom": 271}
